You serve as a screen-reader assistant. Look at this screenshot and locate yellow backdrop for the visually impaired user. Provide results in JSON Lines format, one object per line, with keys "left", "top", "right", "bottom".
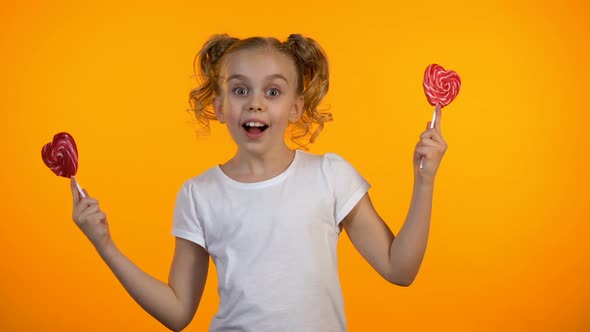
{"left": 1, "top": 0, "right": 588, "bottom": 331}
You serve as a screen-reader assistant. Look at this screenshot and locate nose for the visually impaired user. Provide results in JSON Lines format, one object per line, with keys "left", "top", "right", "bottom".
{"left": 248, "top": 93, "right": 264, "bottom": 112}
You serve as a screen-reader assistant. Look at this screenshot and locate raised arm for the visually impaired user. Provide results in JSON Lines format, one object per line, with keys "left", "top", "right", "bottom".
{"left": 341, "top": 106, "right": 447, "bottom": 286}
{"left": 70, "top": 178, "right": 209, "bottom": 331}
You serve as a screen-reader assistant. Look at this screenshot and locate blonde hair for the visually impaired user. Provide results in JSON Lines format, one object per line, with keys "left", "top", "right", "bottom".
{"left": 188, "top": 34, "right": 332, "bottom": 148}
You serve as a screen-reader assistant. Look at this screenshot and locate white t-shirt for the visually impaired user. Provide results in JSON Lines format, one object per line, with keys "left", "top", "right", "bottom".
{"left": 171, "top": 150, "right": 370, "bottom": 332}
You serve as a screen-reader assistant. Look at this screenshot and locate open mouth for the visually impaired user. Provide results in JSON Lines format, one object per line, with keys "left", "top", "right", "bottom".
{"left": 242, "top": 121, "right": 269, "bottom": 134}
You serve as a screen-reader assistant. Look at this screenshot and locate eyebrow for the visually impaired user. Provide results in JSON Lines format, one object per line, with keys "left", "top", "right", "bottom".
{"left": 226, "top": 74, "right": 289, "bottom": 84}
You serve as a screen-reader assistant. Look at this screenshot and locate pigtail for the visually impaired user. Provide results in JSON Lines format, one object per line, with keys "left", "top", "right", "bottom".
{"left": 285, "top": 34, "right": 332, "bottom": 147}
{"left": 188, "top": 34, "right": 239, "bottom": 135}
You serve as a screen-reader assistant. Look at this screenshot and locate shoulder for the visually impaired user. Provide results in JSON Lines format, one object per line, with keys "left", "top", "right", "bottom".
{"left": 176, "top": 165, "right": 224, "bottom": 194}
{"left": 294, "top": 150, "right": 363, "bottom": 184}
{"left": 295, "top": 150, "right": 351, "bottom": 168}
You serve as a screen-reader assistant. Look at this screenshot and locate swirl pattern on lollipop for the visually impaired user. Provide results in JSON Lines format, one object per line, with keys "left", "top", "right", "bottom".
{"left": 42, "top": 132, "right": 79, "bottom": 178}
{"left": 423, "top": 64, "right": 461, "bottom": 107}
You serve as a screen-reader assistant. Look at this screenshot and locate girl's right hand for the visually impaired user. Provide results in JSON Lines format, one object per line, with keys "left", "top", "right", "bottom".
{"left": 71, "top": 177, "right": 112, "bottom": 251}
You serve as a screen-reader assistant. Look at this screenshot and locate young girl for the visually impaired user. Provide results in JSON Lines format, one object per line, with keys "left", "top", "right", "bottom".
{"left": 70, "top": 33, "right": 447, "bottom": 331}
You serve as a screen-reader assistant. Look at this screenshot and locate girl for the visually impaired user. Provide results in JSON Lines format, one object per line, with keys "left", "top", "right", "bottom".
{"left": 70, "top": 34, "right": 447, "bottom": 331}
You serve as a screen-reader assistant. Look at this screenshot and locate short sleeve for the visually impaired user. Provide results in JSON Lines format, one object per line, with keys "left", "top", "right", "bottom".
{"left": 171, "top": 180, "right": 207, "bottom": 250}
{"left": 322, "top": 153, "right": 371, "bottom": 225}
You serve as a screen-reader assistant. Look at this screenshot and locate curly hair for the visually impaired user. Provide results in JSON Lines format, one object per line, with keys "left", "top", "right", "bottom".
{"left": 188, "top": 34, "right": 332, "bottom": 148}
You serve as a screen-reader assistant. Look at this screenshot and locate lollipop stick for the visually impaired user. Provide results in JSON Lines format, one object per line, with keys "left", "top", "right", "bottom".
{"left": 73, "top": 177, "right": 86, "bottom": 198}
{"left": 419, "top": 105, "right": 438, "bottom": 169}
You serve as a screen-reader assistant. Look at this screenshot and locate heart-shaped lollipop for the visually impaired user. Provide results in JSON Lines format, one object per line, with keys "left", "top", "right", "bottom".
{"left": 420, "top": 64, "right": 461, "bottom": 169}
{"left": 423, "top": 64, "right": 461, "bottom": 107}
{"left": 42, "top": 132, "right": 85, "bottom": 197}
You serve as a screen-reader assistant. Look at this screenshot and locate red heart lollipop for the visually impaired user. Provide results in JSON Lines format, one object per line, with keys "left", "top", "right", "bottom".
{"left": 42, "top": 132, "right": 85, "bottom": 197}
{"left": 42, "top": 132, "right": 79, "bottom": 177}
{"left": 423, "top": 64, "right": 461, "bottom": 107}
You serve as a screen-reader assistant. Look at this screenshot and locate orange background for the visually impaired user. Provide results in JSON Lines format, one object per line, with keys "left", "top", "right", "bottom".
{"left": 1, "top": 0, "right": 588, "bottom": 331}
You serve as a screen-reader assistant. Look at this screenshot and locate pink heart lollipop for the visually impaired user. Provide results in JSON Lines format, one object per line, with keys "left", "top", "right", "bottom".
{"left": 42, "top": 132, "right": 85, "bottom": 197}
{"left": 420, "top": 64, "right": 461, "bottom": 169}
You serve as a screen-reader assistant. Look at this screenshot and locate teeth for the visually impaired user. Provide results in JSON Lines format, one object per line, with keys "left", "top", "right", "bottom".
{"left": 245, "top": 122, "right": 265, "bottom": 127}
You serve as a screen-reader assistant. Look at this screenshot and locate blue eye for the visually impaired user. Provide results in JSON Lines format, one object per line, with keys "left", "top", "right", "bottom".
{"left": 233, "top": 87, "right": 248, "bottom": 95}
{"left": 266, "top": 88, "right": 280, "bottom": 97}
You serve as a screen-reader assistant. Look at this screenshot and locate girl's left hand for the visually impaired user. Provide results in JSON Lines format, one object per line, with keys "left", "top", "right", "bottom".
{"left": 413, "top": 105, "right": 448, "bottom": 184}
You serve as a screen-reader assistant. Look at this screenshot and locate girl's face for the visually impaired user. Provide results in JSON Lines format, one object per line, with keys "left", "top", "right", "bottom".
{"left": 213, "top": 48, "right": 303, "bottom": 155}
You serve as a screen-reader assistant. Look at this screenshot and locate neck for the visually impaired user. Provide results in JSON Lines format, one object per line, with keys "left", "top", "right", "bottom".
{"left": 221, "top": 144, "right": 296, "bottom": 182}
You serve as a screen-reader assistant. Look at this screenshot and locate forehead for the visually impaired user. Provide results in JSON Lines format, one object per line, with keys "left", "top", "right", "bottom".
{"left": 220, "top": 48, "right": 298, "bottom": 82}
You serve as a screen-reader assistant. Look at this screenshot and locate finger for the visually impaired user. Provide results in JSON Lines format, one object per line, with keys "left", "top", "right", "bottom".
{"left": 415, "top": 143, "right": 443, "bottom": 159}
{"left": 92, "top": 211, "right": 107, "bottom": 224}
{"left": 74, "top": 198, "right": 99, "bottom": 218}
{"left": 74, "top": 200, "right": 100, "bottom": 224}
{"left": 426, "top": 121, "right": 431, "bottom": 130}
{"left": 421, "top": 134, "right": 448, "bottom": 150}
{"left": 77, "top": 212, "right": 105, "bottom": 228}
{"left": 417, "top": 134, "right": 448, "bottom": 150}
{"left": 421, "top": 128, "right": 446, "bottom": 142}
{"left": 420, "top": 128, "right": 438, "bottom": 139}
{"left": 80, "top": 198, "right": 99, "bottom": 210}
{"left": 78, "top": 207, "right": 99, "bottom": 222}
{"left": 434, "top": 104, "right": 442, "bottom": 133}
{"left": 80, "top": 204, "right": 101, "bottom": 218}
{"left": 419, "top": 138, "right": 440, "bottom": 148}
{"left": 414, "top": 146, "right": 432, "bottom": 161}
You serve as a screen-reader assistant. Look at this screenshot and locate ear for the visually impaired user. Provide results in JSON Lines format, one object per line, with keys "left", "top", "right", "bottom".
{"left": 289, "top": 95, "right": 304, "bottom": 123}
{"left": 213, "top": 96, "right": 225, "bottom": 123}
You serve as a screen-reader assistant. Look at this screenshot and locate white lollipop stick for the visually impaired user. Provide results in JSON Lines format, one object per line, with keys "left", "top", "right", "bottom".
{"left": 419, "top": 104, "right": 438, "bottom": 169}
{"left": 73, "top": 176, "right": 86, "bottom": 198}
